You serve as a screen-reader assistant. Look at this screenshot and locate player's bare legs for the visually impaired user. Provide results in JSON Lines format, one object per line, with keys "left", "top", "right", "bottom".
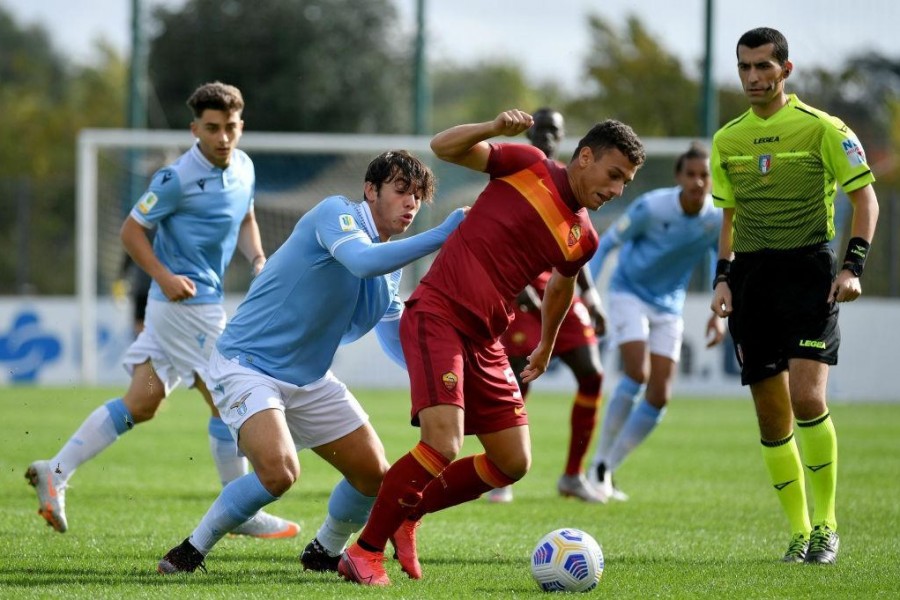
{"left": 121, "top": 360, "right": 168, "bottom": 422}
{"left": 419, "top": 404, "right": 466, "bottom": 459}
{"left": 313, "top": 423, "right": 388, "bottom": 496}
{"left": 159, "top": 408, "right": 295, "bottom": 573}
{"left": 477, "top": 425, "right": 531, "bottom": 480}
{"left": 237, "top": 409, "right": 300, "bottom": 496}
{"left": 26, "top": 360, "right": 164, "bottom": 532}
{"left": 300, "top": 423, "right": 393, "bottom": 572}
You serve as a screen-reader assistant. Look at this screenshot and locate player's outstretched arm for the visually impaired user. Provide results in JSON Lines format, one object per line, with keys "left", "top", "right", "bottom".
{"left": 430, "top": 109, "right": 534, "bottom": 172}
{"left": 332, "top": 207, "right": 467, "bottom": 279}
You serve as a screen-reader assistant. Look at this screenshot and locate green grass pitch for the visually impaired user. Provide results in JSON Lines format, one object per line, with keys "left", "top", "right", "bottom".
{"left": 2, "top": 386, "right": 898, "bottom": 598}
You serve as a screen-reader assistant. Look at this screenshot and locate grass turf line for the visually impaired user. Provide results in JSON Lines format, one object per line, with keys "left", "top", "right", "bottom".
{"left": 2, "top": 386, "right": 898, "bottom": 598}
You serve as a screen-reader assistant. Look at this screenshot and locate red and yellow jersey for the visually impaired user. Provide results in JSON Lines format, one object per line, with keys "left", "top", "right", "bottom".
{"left": 411, "top": 143, "right": 598, "bottom": 341}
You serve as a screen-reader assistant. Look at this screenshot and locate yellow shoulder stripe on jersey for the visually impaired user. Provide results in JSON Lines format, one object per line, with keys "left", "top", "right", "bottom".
{"left": 498, "top": 167, "right": 586, "bottom": 261}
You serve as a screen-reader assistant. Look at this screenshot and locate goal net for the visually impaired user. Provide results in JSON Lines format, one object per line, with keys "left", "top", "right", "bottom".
{"left": 77, "top": 129, "right": 696, "bottom": 383}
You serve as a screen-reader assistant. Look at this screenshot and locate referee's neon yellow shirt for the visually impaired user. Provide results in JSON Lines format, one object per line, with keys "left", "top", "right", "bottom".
{"left": 712, "top": 94, "right": 875, "bottom": 252}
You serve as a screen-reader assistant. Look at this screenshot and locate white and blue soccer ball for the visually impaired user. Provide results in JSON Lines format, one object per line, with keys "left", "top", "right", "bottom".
{"left": 531, "top": 528, "right": 604, "bottom": 592}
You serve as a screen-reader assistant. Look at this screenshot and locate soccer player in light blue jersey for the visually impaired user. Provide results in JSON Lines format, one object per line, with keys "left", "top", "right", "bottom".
{"left": 157, "top": 150, "right": 467, "bottom": 575}
{"left": 586, "top": 142, "right": 725, "bottom": 500}
{"left": 26, "top": 82, "right": 296, "bottom": 538}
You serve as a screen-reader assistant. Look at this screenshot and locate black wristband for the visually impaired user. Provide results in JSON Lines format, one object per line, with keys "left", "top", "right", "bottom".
{"left": 713, "top": 259, "right": 731, "bottom": 290}
{"left": 842, "top": 237, "right": 870, "bottom": 277}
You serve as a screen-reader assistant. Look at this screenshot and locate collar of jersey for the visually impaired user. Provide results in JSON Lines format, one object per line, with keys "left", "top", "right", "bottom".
{"left": 355, "top": 200, "right": 380, "bottom": 241}
{"left": 748, "top": 93, "right": 798, "bottom": 125}
{"left": 189, "top": 142, "right": 232, "bottom": 172}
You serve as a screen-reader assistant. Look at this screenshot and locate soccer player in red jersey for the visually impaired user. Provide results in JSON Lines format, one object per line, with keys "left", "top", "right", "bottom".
{"left": 339, "top": 109, "right": 645, "bottom": 586}
{"left": 491, "top": 108, "right": 607, "bottom": 504}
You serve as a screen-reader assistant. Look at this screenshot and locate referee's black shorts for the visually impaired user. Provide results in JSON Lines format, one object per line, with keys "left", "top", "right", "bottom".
{"left": 727, "top": 243, "right": 840, "bottom": 386}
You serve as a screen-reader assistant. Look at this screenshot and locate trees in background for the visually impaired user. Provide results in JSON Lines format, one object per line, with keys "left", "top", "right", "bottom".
{"left": 0, "top": 9, "right": 125, "bottom": 294}
{"left": 1, "top": 3, "right": 898, "bottom": 294}
{"left": 148, "top": 0, "right": 410, "bottom": 133}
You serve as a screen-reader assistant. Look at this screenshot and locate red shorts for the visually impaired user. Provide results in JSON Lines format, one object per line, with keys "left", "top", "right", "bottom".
{"left": 501, "top": 298, "right": 596, "bottom": 358}
{"left": 401, "top": 300, "right": 528, "bottom": 435}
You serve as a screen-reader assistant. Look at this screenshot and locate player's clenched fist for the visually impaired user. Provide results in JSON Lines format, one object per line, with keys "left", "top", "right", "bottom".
{"left": 493, "top": 109, "right": 534, "bottom": 136}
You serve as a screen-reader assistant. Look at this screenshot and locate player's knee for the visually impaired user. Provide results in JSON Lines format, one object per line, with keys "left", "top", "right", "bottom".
{"left": 576, "top": 372, "right": 603, "bottom": 398}
{"left": 420, "top": 431, "right": 463, "bottom": 461}
{"left": 122, "top": 396, "right": 163, "bottom": 423}
{"left": 254, "top": 456, "right": 300, "bottom": 496}
{"left": 495, "top": 454, "right": 531, "bottom": 482}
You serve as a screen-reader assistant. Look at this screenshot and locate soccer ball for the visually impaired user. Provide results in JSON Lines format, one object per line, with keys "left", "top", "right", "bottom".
{"left": 531, "top": 528, "right": 604, "bottom": 592}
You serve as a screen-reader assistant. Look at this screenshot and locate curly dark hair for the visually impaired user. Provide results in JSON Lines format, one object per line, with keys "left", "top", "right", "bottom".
{"left": 365, "top": 150, "right": 436, "bottom": 204}
{"left": 186, "top": 82, "right": 245, "bottom": 118}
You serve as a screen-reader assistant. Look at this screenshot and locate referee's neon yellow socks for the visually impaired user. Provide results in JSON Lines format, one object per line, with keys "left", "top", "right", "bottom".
{"left": 761, "top": 434, "right": 811, "bottom": 536}
{"left": 795, "top": 411, "right": 838, "bottom": 530}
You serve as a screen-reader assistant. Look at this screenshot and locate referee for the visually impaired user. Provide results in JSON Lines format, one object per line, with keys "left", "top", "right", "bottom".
{"left": 710, "top": 27, "right": 879, "bottom": 565}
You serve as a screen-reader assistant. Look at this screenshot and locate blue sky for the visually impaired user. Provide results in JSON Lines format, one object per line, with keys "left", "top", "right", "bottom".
{"left": 4, "top": 0, "right": 898, "bottom": 92}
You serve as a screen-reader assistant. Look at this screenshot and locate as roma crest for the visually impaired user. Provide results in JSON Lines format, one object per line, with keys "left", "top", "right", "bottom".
{"left": 441, "top": 371, "right": 458, "bottom": 391}
{"left": 567, "top": 224, "right": 582, "bottom": 247}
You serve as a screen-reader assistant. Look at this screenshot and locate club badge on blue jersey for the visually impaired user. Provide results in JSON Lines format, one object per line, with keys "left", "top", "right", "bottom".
{"left": 137, "top": 191, "right": 159, "bottom": 214}
{"left": 339, "top": 214, "right": 357, "bottom": 232}
{"left": 758, "top": 154, "right": 772, "bottom": 175}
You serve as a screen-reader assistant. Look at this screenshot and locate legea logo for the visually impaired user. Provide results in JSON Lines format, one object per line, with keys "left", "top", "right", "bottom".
{"left": 0, "top": 311, "right": 62, "bottom": 382}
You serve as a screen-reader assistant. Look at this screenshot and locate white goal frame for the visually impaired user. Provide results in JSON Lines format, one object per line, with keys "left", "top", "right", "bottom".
{"left": 77, "top": 128, "right": 697, "bottom": 383}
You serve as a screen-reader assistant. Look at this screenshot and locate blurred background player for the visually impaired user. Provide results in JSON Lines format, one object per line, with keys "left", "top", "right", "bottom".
{"left": 711, "top": 27, "right": 878, "bottom": 564}
{"left": 157, "top": 150, "right": 467, "bottom": 574}
{"left": 340, "top": 109, "right": 644, "bottom": 586}
{"left": 586, "top": 142, "right": 724, "bottom": 501}
{"left": 26, "top": 81, "right": 296, "bottom": 538}
{"left": 489, "top": 107, "right": 606, "bottom": 503}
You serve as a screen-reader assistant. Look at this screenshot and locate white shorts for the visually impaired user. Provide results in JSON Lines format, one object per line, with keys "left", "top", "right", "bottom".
{"left": 121, "top": 299, "right": 226, "bottom": 395}
{"left": 607, "top": 291, "right": 684, "bottom": 362}
{"left": 208, "top": 348, "right": 369, "bottom": 451}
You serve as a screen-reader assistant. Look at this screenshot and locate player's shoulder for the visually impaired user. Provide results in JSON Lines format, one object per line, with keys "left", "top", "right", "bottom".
{"left": 317, "top": 194, "right": 358, "bottom": 213}
{"left": 639, "top": 186, "right": 679, "bottom": 204}
{"left": 488, "top": 142, "right": 546, "bottom": 174}
{"left": 229, "top": 148, "right": 255, "bottom": 173}
{"left": 631, "top": 186, "right": 676, "bottom": 214}
{"left": 147, "top": 164, "right": 181, "bottom": 195}
{"left": 156, "top": 145, "right": 207, "bottom": 189}
{"left": 314, "top": 195, "right": 366, "bottom": 230}
{"left": 701, "top": 195, "right": 724, "bottom": 219}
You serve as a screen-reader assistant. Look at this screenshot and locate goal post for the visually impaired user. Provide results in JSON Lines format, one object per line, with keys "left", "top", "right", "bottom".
{"left": 76, "top": 128, "right": 698, "bottom": 384}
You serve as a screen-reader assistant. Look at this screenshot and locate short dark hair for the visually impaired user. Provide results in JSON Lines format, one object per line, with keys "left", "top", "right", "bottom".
{"left": 674, "top": 141, "right": 709, "bottom": 174}
{"left": 572, "top": 120, "right": 645, "bottom": 167}
{"left": 186, "top": 82, "right": 245, "bottom": 118}
{"left": 365, "top": 150, "right": 436, "bottom": 204}
{"left": 736, "top": 27, "right": 789, "bottom": 65}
